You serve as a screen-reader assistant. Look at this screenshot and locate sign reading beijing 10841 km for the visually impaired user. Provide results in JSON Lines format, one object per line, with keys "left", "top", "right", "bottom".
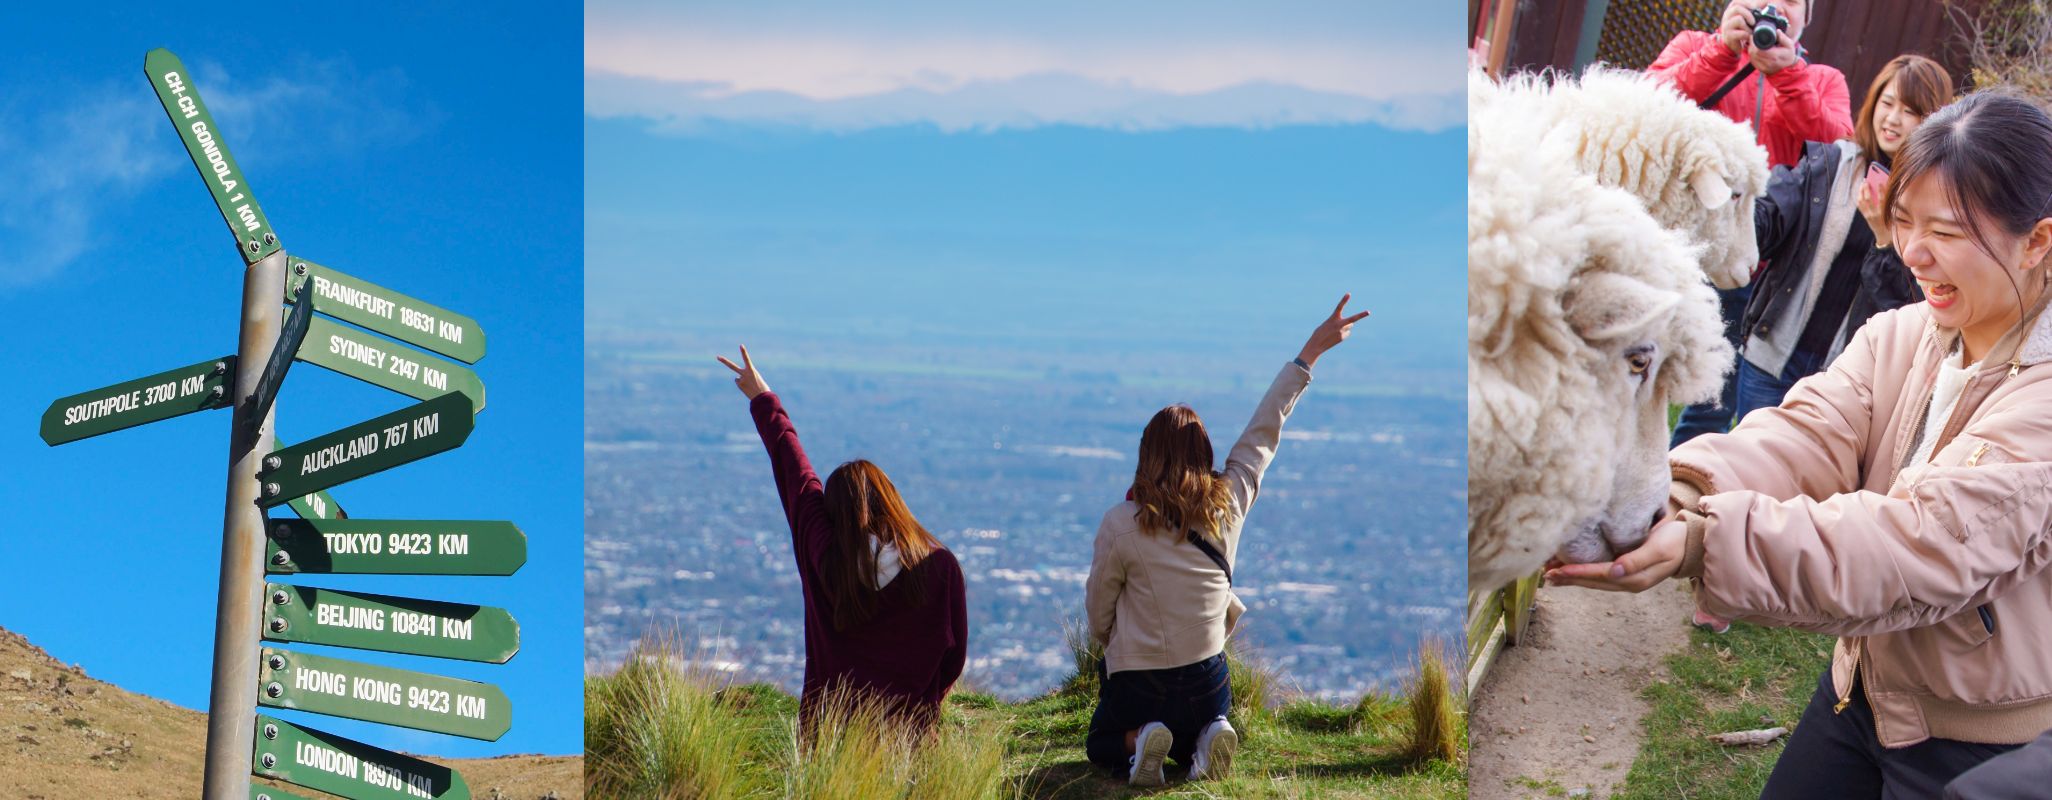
{"left": 262, "top": 583, "right": 519, "bottom": 663}
{"left": 39, "top": 356, "right": 234, "bottom": 445}
{"left": 258, "top": 392, "right": 473, "bottom": 506}
{"left": 257, "top": 648, "right": 511, "bottom": 741}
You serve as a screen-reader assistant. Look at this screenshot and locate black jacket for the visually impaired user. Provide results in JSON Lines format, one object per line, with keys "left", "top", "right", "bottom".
{"left": 1741, "top": 141, "right": 1917, "bottom": 364}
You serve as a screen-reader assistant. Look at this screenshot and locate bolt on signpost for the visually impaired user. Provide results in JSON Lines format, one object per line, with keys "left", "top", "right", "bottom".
{"left": 37, "top": 49, "right": 516, "bottom": 800}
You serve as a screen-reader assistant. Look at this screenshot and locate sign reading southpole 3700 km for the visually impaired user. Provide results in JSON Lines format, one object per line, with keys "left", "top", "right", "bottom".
{"left": 259, "top": 392, "right": 473, "bottom": 506}
{"left": 258, "top": 648, "right": 510, "bottom": 740}
{"left": 267, "top": 519, "right": 526, "bottom": 575}
{"left": 40, "top": 356, "right": 233, "bottom": 445}
{"left": 262, "top": 583, "right": 519, "bottom": 663}
{"left": 254, "top": 715, "right": 470, "bottom": 800}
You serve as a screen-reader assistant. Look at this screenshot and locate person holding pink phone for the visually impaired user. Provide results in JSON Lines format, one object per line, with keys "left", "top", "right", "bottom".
{"left": 1730, "top": 54, "right": 1954, "bottom": 422}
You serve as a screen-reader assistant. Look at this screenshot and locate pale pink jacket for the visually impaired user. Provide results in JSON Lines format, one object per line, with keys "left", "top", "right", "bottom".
{"left": 1670, "top": 283, "right": 2052, "bottom": 747}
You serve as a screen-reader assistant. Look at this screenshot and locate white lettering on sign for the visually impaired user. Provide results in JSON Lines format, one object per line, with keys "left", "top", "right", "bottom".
{"left": 328, "top": 334, "right": 387, "bottom": 370}
{"left": 442, "top": 617, "right": 472, "bottom": 640}
{"left": 456, "top": 693, "right": 488, "bottom": 720}
{"left": 352, "top": 676, "right": 403, "bottom": 707}
{"left": 324, "top": 532, "right": 384, "bottom": 555}
{"left": 295, "top": 740, "right": 360, "bottom": 780}
{"left": 187, "top": 121, "right": 241, "bottom": 197}
{"left": 392, "top": 612, "right": 438, "bottom": 637}
{"left": 438, "top": 533, "right": 468, "bottom": 555}
{"left": 390, "top": 533, "right": 431, "bottom": 555}
{"left": 300, "top": 432, "right": 380, "bottom": 477}
{"left": 312, "top": 275, "right": 397, "bottom": 320}
{"left": 62, "top": 390, "right": 140, "bottom": 426}
{"left": 161, "top": 71, "right": 199, "bottom": 119}
{"left": 408, "top": 687, "right": 451, "bottom": 714}
{"left": 439, "top": 319, "right": 464, "bottom": 344}
{"left": 302, "top": 493, "right": 332, "bottom": 519}
{"left": 400, "top": 307, "right": 436, "bottom": 333}
{"left": 315, "top": 602, "right": 386, "bottom": 631}
{"left": 363, "top": 762, "right": 437, "bottom": 797}
{"left": 294, "top": 666, "right": 347, "bottom": 697}
{"left": 413, "top": 413, "right": 439, "bottom": 439}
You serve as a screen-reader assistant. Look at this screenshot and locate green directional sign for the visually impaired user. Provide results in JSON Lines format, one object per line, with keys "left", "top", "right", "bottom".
{"left": 258, "top": 392, "right": 474, "bottom": 507}
{"left": 253, "top": 715, "right": 470, "bottom": 800}
{"left": 258, "top": 648, "right": 511, "bottom": 740}
{"left": 268, "top": 519, "right": 525, "bottom": 575}
{"left": 40, "top": 356, "right": 233, "bottom": 445}
{"left": 297, "top": 318, "right": 485, "bottom": 411}
{"left": 144, "top": 49, "right": 278, "bottom": 264}
{"left": 287, "top": 259, "right": 486, "bottom": 363}
{"left": 287, "top": 488, "right": 347, "bottom": 521}
{"left": 262, "top": 583, "right": 519, "bottom": 663}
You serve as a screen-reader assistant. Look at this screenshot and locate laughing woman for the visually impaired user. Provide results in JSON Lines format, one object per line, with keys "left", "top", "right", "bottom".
{"left": 1084, "top": 295, "right": 1368, "bottom": 787}
{"left": 719, "top": 346, "right": 967, "bottom": 735}
{"left": 1550, "top": 93, "right": 2052, "bottom": 797}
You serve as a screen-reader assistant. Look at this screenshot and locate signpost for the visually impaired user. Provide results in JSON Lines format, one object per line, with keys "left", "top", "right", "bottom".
{"left": 259, "top": 392, "right": 475, "bottom": 506}
{"left": 297, "top": 317, "right": 486, "bottom": 410}
{"left": 287, "top": 258, "right": 486, "bottom": 363}
{"left": 37, "top": 49, "right": 518, "bottom": 800}
{"left": 258, "top": 648, "right": 511, "bottom": 740}
{"left": 267, "top": 519, "right": 526, "bottom": 575}
{"left": 253, "top": 715, "right": 471, "bottom": 800}
{"left": 262, "top": 583, "right": 520, "bottom": 663}
{"left": 39, "top": 356, "right": 233, "bottom": 445}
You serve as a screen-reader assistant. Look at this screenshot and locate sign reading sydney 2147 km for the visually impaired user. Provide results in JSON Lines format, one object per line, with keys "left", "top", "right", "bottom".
{"left": 37, "top": 48, "right": 518, "bottom": 800}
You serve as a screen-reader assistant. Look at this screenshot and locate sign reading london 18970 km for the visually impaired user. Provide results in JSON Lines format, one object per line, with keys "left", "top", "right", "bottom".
{"left": 36, "top": 47, "right": 519, "bottom": 800}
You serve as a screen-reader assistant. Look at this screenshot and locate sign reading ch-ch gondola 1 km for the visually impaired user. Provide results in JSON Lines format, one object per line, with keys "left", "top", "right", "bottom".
{"left": 258, "top": 648, "right": 511, "bottom": 740}
{"left": 39, "top": 356, "right": 234, "bottom": 445}
{"left": 254, "top": 715, "right": 471, "bottom": 800}
{"left": 145, "top": 49, "right": 278, "bottom": 264}
{"left": 259, "top": 392, "right": 475, "bottom": 506}
{"left": 262, "top": 583, "right": 520, "bottom": 663}
{"left": 297, "top": 317, "right": 486, "bottom": 411}
{"left": 267, "top": 519, "right": 526, "bottom": 575}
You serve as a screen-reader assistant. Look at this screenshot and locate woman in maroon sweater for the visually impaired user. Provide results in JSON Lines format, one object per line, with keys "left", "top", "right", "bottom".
{"left": 718, "top": 345, "right": 968, "bottom": 734}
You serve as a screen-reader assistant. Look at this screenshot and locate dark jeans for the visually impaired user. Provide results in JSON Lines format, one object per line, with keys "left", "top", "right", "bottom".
{"left": 1672, "top": 284, "right": 1750, "bottom": 448}
{"left": 1946, "top": 727, "right": 2052, "bottom": 799}
{"left": 1762, "top": 671, "right": 2020, "bottom": 800}
{"left": 1732, "top": 348, "right": 1828, "bottom": 426}
{"left": 1084, "top": 652, "right": 1231, "bottom": 774}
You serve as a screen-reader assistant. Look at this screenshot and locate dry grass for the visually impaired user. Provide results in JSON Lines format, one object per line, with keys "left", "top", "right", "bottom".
{"left": 1954, "top": 0, "right": 2052, "bottom": 98}
{"left": 1399, "top": 638, "right": 1461, "bottom": 765}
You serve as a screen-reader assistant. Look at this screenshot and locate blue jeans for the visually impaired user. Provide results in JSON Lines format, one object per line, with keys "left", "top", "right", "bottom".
{"left": 1671, "top": 284, "right": 1751, "bottom": 447}
{"left": 1732, "top": 348, "right": 1828, "bottom": 426}
{"left": 1085, "top": 652, "right": 1231, "bottom": 773}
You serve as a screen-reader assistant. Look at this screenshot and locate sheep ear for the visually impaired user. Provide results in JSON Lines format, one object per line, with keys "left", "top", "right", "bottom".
{"left": 1691, "top": 167, "right": 1732, "bottom": 210}
{"left": 1564, "top": 271, "right": 1682, "bottom": 343}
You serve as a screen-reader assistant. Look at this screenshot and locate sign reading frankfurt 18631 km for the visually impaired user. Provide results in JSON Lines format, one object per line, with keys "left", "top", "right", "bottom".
{"left": 267, "top": 519, "right": 526, "bottom": 575}
{"left": 297, "top": 317, "right": 486, "bottom": 411}
{"left": 253, "top": 715, "right": 471, "bottom": 800}
{"left": 262, "top": 583, "right": 519, "bottom": 663}
{"left": 259, "top": 392, "right": 474, "bottom": 506}
{"left": 40, "top": 356, "right": 234, "bottom": 446}
{"left": 287, "top": 258, "right": 486, "bottom": 364}
{"left": 258, "top": 648, "right": 511, "bottom": 740}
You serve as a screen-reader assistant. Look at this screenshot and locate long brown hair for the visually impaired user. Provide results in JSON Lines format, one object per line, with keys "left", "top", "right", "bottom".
{"left": 1853, "top": 55, "right": 1953, "bottom": 171}
{"left": 821, "top": 460, "right": 942, "bottom": 631}
{"left": 1130, "top": 405, "right": 1235, "bottom": 540}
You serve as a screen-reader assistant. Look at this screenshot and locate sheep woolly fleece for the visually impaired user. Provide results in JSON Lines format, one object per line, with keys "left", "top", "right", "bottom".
{"left": 1468, "top": 68, "right": 1734, "bottom": 592}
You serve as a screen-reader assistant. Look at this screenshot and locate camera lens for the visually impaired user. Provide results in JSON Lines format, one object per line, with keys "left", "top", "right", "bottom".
{"left": 1752, "top": 22, "right": 1779, "bottom": 49}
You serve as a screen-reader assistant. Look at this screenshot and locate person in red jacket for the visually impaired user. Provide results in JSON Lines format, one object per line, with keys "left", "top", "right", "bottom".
{"left": 719, "top": 345, "right": 968, "bottom": 736}
{"left": 1653, "top": 0, "right": 1857, "bottom": 447}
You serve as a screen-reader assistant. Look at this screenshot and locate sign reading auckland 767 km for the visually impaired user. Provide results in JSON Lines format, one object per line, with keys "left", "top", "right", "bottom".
{"left": 36, "top": 47, "right": 521, "bottom": 800}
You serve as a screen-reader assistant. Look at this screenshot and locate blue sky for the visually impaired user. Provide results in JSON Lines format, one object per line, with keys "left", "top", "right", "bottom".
{"left": 1, "top": 5, "right": 581, "bottom": 760}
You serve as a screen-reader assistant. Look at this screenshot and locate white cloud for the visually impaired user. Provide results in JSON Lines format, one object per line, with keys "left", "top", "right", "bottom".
{"left": 582, "top": 14, "right": 1464, "bottom": 133}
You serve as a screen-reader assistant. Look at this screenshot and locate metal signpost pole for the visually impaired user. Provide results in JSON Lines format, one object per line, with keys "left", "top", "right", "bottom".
{"left": 203, "top": 248, "right": 286, "bottom": 800}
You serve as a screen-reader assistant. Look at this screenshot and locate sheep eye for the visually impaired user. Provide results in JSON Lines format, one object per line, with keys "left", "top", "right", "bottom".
{"left": 1627, "top": 353, "right": 1652, "bottom": 375}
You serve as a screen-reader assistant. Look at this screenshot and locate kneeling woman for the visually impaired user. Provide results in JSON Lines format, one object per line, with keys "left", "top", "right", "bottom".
{"left": 1551, "top": 94, "right": 2052, "bottom": 797}
{"left": 719, "top": 346, "right": 967, "bottom": 734}
{"left": 1084, "top": 295, "right": 1368, "bottom": 786}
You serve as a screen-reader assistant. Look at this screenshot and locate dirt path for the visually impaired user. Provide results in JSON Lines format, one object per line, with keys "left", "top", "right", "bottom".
{"left": 1469, "top": 582, "right": 1695, "bottom": 799}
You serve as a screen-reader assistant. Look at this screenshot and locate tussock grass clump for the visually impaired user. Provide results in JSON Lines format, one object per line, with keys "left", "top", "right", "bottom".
{"left": 780, "top": 685, "right": 1012, "bottom": 800}
{"left": 585, "top": 636, "right": 767, "bottom": 799}
{"left": 1400, "top": 638, "right": 1462, "bottom": 765}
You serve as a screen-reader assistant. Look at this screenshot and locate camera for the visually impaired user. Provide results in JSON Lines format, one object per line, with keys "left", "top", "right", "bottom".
{"left": 1751, "top": 5, "right": 1791, "bottom": 50}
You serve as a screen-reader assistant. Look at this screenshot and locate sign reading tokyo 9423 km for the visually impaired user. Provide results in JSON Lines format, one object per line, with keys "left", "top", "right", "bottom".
{"left": 267, "top": 519, "right": 526, "bottom": 576}
{"left": 258, "top": 648, "right": 511, "bottom": 740}
{"left": 253, "top": 715, "right": 470, "bottom": 800}
{"left": 144, "top": 49, "right": 278, "bottom": 264}
{"left": 41, "top": 356, "right": 234, "bottom": 446}
{"left": 258, "top": 392, "right": 474, "bottom": 507}
{"left": 262, "top": 583, "right": 520, "bottom": 663}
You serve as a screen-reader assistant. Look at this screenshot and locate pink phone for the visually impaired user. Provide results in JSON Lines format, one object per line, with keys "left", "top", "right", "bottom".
{"left": 1864, "top": 162, "right": 1890, "bottom": 203}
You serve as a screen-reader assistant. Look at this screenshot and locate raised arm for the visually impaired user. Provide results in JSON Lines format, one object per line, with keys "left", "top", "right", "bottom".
{"left": 724, "top": 346, "right": 830, "bottom": 564}
{"left": 1220, "top": 294, "right": 1366, "bottom": 516}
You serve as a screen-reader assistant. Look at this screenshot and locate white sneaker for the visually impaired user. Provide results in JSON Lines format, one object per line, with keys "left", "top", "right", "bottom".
{"left": 1128, "top": 721, "right": 1172, "bottom": 787}
{"left": 1189, "top": 718, "right": 1238, "bottom": 780}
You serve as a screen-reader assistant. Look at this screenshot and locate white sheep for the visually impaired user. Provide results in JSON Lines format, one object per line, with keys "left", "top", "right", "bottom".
{"left": 1482, "top": 66, "right": 1769, "bottom": 290}
{"left": 1467, "top": 73, "right": 1733, "bottom": 594}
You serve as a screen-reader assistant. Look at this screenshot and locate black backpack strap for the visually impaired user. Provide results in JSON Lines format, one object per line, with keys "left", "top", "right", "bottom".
{"left": 1700, "top": 63, "right": 1755, "bottom": 110}
{"left": 1185, "top": 529, "right": 1232, "bottom": 586}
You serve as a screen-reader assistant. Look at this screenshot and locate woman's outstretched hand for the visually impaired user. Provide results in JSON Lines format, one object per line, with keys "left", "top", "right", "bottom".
{"left": 1543, "top": 517, "right": 1687, "bottom": 593}
{"left": 1297, "top": 293, "right": 1371, "bottom": 369}
{"left": 716, "top": 345, "right": 772, "bottom": 400}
